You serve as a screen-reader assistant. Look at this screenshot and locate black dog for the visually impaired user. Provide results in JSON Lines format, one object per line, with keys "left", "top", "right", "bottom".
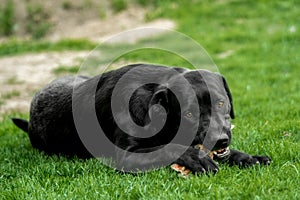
{"left": 12, "top": 64, "right": 271, "bottom": 173}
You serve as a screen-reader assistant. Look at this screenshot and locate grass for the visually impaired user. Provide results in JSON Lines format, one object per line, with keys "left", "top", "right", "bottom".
{"left": 1, "top": 0, "right": 300, "bottom": 199}
{"left": 111, "top": 0, "right": 128, "bottom": 13}
{"left": 5, "top": 76, "right": 23, "bottom": 85}
{"left": 0, "top": 39, "right": 96, "bottom": 57}
{"left": 52, "top": 65, "right": 80, "bottom": 75}
{"left": 1, "top": 114, "right": 299, "bottom": 199}
{"left": 1, "top": 91, "right": 20, "bottom": 99}
{"left": 25, "top": 3, "right": 52, "bottom": 39}
{"left": 0, "top": 0, "right": 15, "bottom": 36}
{"left": 62, "top": 1, "right": 73, "bottom": 10}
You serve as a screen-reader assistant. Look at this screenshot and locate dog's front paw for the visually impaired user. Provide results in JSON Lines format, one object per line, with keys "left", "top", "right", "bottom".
{"left": 235, "top": 155, "right": 261, "bottom": 167}
{"left": 252, "top": 155, "right": 272, "bottom": 165}
{"left": 197, "top": 155, "right": 219, "bottom": 173}
{"left": 228, "top": 149, "right": 272, "bottom": 168}
{"left": 175, "top": 148, "right": 219, "bottom": 174}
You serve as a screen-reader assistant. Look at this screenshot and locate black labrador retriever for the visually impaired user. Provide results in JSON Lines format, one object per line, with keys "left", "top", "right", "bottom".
{"left": 12, "top": 64, "right": 271, "bottom": 173}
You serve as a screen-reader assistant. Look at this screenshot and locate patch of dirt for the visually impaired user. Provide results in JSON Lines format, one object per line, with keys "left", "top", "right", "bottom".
{"left": 0, "top": 51, "right": 89, "bottom": 114}
{"left": 48, "top": 5, "right": 175, "bottom": 43}
{"left": 0, "top": 1, "right": 176, "bottom": 115}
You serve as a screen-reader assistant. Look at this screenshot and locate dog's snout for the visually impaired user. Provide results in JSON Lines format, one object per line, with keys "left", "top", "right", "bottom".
{"left": 214, "top": 136, "right": 229, "bottom": 149}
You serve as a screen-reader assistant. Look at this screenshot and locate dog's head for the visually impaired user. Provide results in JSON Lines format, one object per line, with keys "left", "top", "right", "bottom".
{"left": 141, "top": 69, "right": 234, "bottom": 153}
{"left": 183, "top": 70, "right": 234, "bottom": 151}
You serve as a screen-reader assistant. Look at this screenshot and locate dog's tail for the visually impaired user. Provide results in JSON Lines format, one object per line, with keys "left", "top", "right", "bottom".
{"left": 11, "top": 118, "right": 29, "bottom": 133}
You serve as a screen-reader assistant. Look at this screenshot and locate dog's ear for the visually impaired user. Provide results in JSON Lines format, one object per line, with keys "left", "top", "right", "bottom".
{"left": 222, "top": 76, "right": 235, "bottom": 119}
{"left": 129, "top": 86, "right": 169, "bottom": 127}
{"left": 149, "top": 87, "right": 169, "bottom": 113}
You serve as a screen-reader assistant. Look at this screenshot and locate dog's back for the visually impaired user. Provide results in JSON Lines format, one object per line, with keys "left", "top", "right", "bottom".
{"left": 12, "top": 64, "right": 187, "bottom": 157}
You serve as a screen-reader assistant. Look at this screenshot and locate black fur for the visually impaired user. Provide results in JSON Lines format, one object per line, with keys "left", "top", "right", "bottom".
{"left": 11, "top": 118, "right": 29, "bottom": 133}
{"left": 12, "top": 64, "right": 271, "bottom": 173}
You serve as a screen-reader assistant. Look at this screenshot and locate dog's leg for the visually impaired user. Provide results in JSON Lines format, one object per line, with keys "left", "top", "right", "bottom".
{"left": 217, "top": 149, "right": 272, "bottom": 167}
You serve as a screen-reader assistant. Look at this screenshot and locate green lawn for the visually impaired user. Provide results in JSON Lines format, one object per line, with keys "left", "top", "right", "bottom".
{"left": 1, "top": 1, "right": 300, "bottom": 199}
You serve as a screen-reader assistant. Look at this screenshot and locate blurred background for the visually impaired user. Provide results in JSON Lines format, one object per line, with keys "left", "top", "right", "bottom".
{"left": 0, "top": 0, "right": 299, "bottom": 120}
{"left": 0, "top": 0, "right": 176, "bottom": 41}
{"left": 0, "top": 0, "right": 177, "bottom": 113}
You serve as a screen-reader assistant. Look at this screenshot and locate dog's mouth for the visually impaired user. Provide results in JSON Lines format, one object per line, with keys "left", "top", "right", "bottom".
{"left": 213, "top": 147, "right": 230, "bottom": 158}
{"left": 194, "top": 144, "right": 230, "bottom": 159}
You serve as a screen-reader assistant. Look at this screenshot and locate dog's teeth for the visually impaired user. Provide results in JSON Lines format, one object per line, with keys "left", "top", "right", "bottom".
{"left": 217, "top": 148, "right": 225, "bottom": 153}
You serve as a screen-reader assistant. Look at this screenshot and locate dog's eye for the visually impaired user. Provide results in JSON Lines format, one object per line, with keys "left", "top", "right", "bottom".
{"left": 218, "top": 101, "right": 224, "bottom": 108}
{"left": 185, "top": 111, "right": 193, "bottom": 118}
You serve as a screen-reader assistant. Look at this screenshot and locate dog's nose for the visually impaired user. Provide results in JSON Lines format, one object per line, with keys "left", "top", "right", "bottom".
{"left": 214, "top": 138, "right": 229, "bottom": 149}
